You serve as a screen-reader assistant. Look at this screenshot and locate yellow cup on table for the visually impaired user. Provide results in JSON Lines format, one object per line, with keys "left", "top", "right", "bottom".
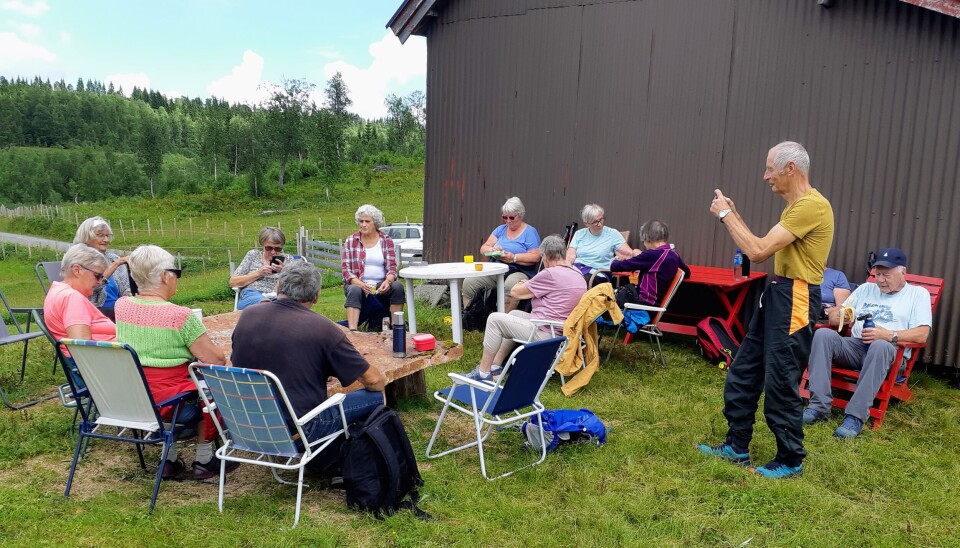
{"left": 474, "top": 263, "right": 483, "bottom": 271}
{"left": 463, "top": 255, "right": 474, "bottom": 264}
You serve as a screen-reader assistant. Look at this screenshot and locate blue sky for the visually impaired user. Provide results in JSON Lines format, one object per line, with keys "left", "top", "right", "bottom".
{"left": 0, "top": 0, "right": 426, "bottom": 118}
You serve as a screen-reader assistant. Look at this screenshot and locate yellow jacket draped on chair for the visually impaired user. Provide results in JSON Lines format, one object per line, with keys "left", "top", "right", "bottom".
{"left": 556, "top": 283, "right": 623, "bottom": 396}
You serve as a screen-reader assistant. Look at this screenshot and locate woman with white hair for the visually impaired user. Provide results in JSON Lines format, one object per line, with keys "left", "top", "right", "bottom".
{"left": 462, "top": 235, "right": 586, "bottom": 381}
{"left": 341, "top": 204, "right": 406, "bottom": 330}
{"left": 42, "top": 243, "right": 116, "bottom": 343}
{"left": 462, "top": 196, "right": 542, "bottom": 312}
{"left": 229, "top": 226, "right": 292, "bottom": 310}
{"left": 116, "top": 245, "right": 236, "bottom": 481}
{"left": 566, "top": 203, "right": 635, "bottom": 285}
{"left": 74, "top": 216, "right": 133, "bottom": 315}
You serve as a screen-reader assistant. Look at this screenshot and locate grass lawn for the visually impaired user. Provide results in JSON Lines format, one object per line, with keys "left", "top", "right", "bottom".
{"left": 1, "top": 250, "right": 960, "bottom": 547}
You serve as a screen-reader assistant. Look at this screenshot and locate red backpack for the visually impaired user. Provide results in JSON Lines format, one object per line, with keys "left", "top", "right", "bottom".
{"left": 696, "top": 317, "right": 740, "bottom": 370}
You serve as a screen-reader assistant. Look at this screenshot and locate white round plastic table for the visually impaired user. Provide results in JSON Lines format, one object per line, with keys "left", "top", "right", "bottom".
{"left": 399, "top": 262, "right": 509, "bottom": 345}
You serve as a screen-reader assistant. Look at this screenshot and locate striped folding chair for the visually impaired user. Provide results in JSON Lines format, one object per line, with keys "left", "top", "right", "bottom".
{"left": 61, "top": 339, "right": 191, "bottom": 512}
{"left": 425, "top": 336, "right": 567, "bottom": 480}
{"left": 189, "top": 364, "right": 348, "bottom": 527}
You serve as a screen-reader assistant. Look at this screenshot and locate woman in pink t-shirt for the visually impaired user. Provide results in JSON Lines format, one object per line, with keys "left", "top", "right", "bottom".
{"left": 463, "top": 235, "right": 587, "bottom": 381}
{"left": 43, "top": 243, "right": 116, "bottom": 343}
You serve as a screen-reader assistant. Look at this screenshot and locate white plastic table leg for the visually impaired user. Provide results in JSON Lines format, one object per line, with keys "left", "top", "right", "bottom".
{"left": 404, "top": 278, "right": 417, "bottom": 334}
{"left": 450, "top": 278, "right": 463, "bottom": 345}
{"left": 496, "top": 273, "right": 505, "bottom": 313}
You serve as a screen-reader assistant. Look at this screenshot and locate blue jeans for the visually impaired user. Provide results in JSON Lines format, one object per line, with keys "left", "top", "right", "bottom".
{"left": 237, "top": 289, "right": 269, "bottom": 310}
{"left": 302, "top": 389, "right": 384, "bottom": 442}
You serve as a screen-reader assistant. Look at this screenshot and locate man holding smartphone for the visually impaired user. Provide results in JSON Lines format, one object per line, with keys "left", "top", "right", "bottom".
{"left": 698, "top": 141, "right": 834, "bottom": 479}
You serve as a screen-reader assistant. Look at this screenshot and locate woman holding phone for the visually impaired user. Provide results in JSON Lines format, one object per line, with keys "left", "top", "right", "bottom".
{"left": 230, "top": 226, "right": 292, "bottom": 310}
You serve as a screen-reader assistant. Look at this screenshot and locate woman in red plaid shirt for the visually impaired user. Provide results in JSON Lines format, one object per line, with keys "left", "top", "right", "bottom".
{"left": 341, "top": 204, "right": 406, "bottom": 330}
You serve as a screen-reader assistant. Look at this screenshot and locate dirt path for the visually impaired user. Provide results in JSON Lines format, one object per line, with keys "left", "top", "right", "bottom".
{"left": 0, "top": 232, "right": 72, "bottom": 252}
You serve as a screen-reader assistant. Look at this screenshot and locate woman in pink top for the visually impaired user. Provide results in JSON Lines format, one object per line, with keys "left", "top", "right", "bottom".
{"left": 43, "top": 244, "right": 116, "bottom": 343}
{"left": 463, "top": 235, "right": 587, "bottom": 381}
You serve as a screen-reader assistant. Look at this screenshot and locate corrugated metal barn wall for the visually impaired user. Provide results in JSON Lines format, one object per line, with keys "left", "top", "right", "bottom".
{"left": 420, "top": 0, "right": 960, "bottom": 366}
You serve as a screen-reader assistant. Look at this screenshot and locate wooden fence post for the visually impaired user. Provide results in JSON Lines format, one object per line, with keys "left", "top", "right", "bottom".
{"left": 147, "top": 218, "right": 151, "bottom": 236}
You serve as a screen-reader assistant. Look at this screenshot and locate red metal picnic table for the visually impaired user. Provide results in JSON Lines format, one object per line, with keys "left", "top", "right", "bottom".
{"left": 656, "top": 265, "right": 767, "bottom": 338}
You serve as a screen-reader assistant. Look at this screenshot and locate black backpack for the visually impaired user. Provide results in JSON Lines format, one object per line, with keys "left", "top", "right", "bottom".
{"left": 340, "top": 405, "right": 431, "bottom": 520}
{"left": 696, "top": 316, "right": 740, "bottom": 370}
{"left": 462, "top": 286, "right": 497, "bottom": 331}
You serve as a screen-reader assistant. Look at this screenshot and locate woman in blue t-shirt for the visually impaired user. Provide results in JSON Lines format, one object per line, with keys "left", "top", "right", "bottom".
{"left": 566, "top": 203, "right": 635, "bottom": 286}
{"left": 462, "top": 197, "right": 541, "bottom": 312}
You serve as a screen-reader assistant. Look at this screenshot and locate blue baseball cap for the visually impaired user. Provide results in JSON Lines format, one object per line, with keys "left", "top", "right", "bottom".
{"left": 874, "top": 248, "right": 907, "bottom": 268}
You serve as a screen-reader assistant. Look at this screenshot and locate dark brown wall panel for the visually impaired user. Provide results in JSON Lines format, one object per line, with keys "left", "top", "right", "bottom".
{"left": 420, "top": 0, "right": 960, "bottom": 366}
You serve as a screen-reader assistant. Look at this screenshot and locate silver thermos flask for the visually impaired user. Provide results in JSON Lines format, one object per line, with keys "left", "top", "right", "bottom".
{"left": 392, "top": 311, "right": 406, "bottom": 357}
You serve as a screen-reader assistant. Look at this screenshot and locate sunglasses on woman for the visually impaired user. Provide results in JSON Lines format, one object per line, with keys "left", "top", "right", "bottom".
{"left": 165, "top": 268, "right": 183, "bottom": 279}
{"left": 501, "top": 215, "right": 518, "bottom": 221}
{"left": 264, "top": 245, "right": 283, "bottom": 253}
{"left": 79, "top": 264, "right": 104, "bottom": 282}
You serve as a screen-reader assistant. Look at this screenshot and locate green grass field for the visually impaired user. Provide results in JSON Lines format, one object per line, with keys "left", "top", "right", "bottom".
{"left": 1, "top": 170, "right": 960, "bottom": 546}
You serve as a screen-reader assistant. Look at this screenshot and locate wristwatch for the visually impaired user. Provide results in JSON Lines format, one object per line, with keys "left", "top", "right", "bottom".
{"left": 718, "top": 208, "right": 732, "bottom": 222}
{"left": 891, "top": 331, "right": 899, "bottom": 344}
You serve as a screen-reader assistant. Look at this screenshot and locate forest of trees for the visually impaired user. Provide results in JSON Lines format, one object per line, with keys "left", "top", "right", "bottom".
{"left": 0, "top": 74, "right": 426, "bottom": 205}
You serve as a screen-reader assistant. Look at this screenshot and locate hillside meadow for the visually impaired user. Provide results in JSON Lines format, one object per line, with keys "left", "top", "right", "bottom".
{"left": 1, "top": 168, "right": 960, "bottom": 546}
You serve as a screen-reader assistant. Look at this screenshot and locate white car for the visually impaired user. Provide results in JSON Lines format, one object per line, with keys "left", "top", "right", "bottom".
{"left": 384, "top": 223, "right": 423, "bottom": 258}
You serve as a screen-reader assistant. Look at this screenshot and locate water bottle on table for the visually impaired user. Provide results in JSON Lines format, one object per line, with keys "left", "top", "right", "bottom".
{"left": 733, "top": 249, "right": 743, "bottom": 280}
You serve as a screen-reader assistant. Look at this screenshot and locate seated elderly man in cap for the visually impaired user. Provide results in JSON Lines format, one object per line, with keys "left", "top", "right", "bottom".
{"left": 803, "top": 248, "right": 932, "bottom": 439}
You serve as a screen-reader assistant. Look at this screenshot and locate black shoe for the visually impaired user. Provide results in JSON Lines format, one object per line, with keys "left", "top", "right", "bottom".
{"left": 191, "top": 455, "right": 241, "bottom": 480}
{"left": 161, "top": 457, "right": 187, "bottom": 480}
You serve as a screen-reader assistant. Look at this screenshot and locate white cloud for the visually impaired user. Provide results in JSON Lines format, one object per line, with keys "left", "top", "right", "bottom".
{"left": 104, "top": 72, "right": 150, "bottom": 95}
{"left": 5, "top": 19, "right": 40, "bottom": 38}
{"left": 206, "top": 49, "right": 267, "bottom": 105}
{"left": 311, "top": 45, "right": 342, "bottom": 60}
{"left": 1, "top": 0, "right": 48, "bottom": 17}
{"left": 322, "top": 32, "right": 426, "bottom": 119}
{"left": 0, "top": 30, "right": 54, "bottom": 73}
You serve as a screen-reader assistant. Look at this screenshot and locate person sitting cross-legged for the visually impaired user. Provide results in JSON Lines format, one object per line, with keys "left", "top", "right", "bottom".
{"left": 804, "top": 248, "right": 932, "bottom": 439}
{"left": 462, "top": 234, "right": 587, "bottom": 382}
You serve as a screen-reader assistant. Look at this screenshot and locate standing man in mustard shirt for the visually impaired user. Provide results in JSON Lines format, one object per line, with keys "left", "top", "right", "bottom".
{"left": 698, "top": 141, "right": 834, "bottom": 479}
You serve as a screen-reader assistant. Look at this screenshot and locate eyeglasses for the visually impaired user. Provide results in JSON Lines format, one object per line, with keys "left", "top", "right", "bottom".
{"left": 79, "top": 264, "right": 104, "bottom": 282}
{"left": 590, "top": 217, "right": 605, "bottom": 226}
{"left": 165, "top": 268, "right": 183, "bottom": 279}
{"left": 264, "top": 245, "right": 283, "bottom": 253}
{"left": 501, "top": 215, "right": 518, "bottom": 221}
{"left": 94, "top": 232, "right": 114, "bottom": 240}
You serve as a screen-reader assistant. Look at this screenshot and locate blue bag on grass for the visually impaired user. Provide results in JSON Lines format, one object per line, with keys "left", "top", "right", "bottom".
{"left": 522, "top": 408, "right": 608, "bottom": 452}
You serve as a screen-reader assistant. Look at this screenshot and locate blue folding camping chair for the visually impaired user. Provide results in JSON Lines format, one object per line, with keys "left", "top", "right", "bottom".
{"left": 425, "top": 336, "right": 567, "bottom": 480}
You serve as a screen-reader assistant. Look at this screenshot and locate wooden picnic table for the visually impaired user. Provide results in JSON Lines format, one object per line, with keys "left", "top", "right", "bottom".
{"left": 202, "top": 311, "right": 462, "bottom": 403}
{"left": 655, "top": 265, "right": 766, "bottom": 338}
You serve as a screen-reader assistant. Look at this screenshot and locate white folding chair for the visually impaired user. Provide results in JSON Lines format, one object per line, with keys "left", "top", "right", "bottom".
{"left": 606, "top": 269, "right": 685, "bottom": 366}
{"left": 61, "top": 339, "right": 192, "bottom": 512}
{"left": 189, "top": 363, "right": 349, "bottom": 527}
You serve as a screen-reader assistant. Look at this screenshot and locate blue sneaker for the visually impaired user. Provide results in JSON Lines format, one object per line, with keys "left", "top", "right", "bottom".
{"left": 751, "top": 460, "right": 803, "bottom": 479}
{"left": 834, "top": 415, "right": 864, "bottom": 439}
{"left": 802, "top": 408, "right": 829, "bottom": 425}
{"left": 696, "top": 443, "right": 751, "bottom": 466}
